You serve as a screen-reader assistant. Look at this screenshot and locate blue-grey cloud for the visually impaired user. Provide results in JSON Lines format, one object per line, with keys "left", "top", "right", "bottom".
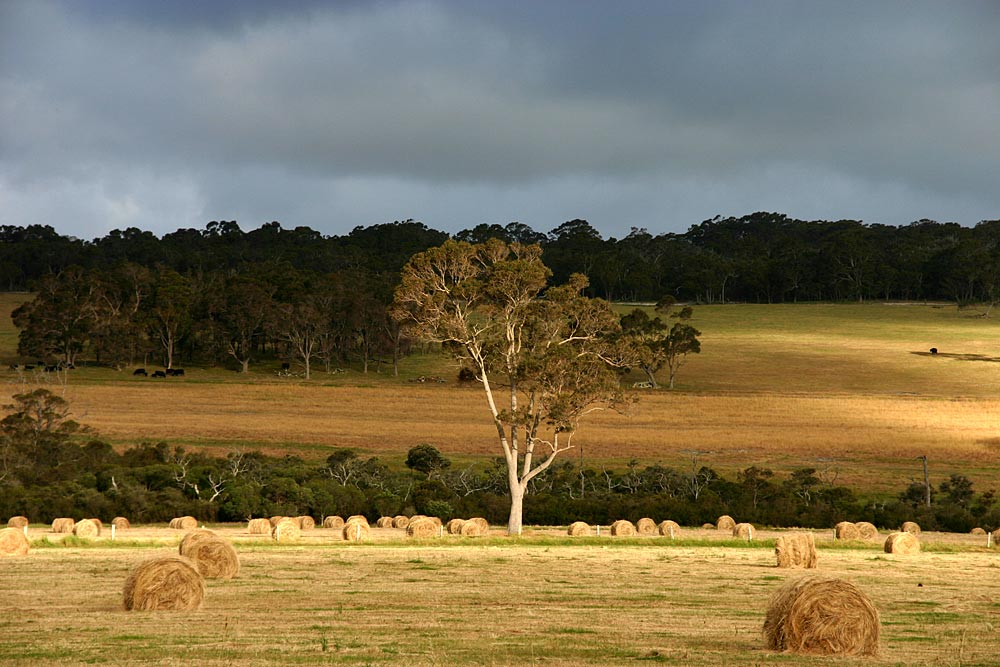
{"left": 1, "top": 0, "right": 998, "bottom": 241}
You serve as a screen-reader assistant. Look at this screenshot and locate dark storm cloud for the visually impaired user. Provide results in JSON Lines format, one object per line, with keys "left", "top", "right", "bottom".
{"left": 1, "top": 1, "right": 998, "bottom": 240}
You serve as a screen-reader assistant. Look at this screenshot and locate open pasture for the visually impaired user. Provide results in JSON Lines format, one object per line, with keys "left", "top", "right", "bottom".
{"left": 3, "top": 299, "right": 1000, "bottom": 491}
{"left": 2, "top": 526, "right": 999, "bottom": 666}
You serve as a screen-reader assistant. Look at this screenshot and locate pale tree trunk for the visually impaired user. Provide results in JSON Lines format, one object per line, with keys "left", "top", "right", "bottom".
{"left": 507, "top": 483, "right": 525, "bottom": 535}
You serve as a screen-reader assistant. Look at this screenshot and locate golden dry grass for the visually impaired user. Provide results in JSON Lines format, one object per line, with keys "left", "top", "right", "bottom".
{"left": 3, "top": 530, "right": 1000, "bottom": 665}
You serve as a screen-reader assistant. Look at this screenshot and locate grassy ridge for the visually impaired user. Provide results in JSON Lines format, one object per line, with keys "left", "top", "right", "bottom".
{"left": 3, "top": 295, "right": 1000, "bottom": 492}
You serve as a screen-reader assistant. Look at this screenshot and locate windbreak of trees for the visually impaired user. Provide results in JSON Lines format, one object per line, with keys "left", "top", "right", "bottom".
{"left": 4, "top": 213, "right": 1000, "bottom": 304}
{"left": 3, "top": 391, "right": 998, "bottom": 532}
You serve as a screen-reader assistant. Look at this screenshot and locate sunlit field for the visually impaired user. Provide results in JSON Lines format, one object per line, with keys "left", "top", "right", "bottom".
{"left": 3, "top": 295, "right": 1000, "bottom": 493}
{"left": 1, "top": 523, "right": 999, "bottom": 666}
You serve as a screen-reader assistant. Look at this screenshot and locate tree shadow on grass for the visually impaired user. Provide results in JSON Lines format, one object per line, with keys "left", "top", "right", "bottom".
{"left": 911, "top": 351, "right": 1000, "bottom": 363}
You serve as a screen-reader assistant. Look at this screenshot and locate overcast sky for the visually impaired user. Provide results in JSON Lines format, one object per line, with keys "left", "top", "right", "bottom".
{"left": 2, "top": 1, "right": 998, "bottom": 241}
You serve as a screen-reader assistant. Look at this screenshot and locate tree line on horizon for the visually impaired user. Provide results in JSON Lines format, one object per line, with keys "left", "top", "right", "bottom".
{"left": 4, "top": 212, "right": 1000, "bottom": 304}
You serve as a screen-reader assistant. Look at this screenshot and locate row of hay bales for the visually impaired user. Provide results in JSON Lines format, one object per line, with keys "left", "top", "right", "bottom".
{"left": 123, "top": 528, "right": 240, "bottom": 611}
{"left": 245, "top": 514, "right": 492, "bottom": 541}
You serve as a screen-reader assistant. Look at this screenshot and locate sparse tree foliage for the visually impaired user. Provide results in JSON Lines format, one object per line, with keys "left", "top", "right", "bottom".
{"left": 392, "top": 239, "right": 631, "bottom": 534}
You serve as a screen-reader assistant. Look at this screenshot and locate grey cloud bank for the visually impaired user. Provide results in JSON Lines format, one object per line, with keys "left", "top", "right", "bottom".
{"left": 1, "top": 1, "right": 998, "bottom": 241}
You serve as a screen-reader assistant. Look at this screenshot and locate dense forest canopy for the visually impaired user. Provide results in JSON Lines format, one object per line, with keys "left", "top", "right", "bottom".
{"left": 4, "top": 213, "right": 1000, "bottom": 304}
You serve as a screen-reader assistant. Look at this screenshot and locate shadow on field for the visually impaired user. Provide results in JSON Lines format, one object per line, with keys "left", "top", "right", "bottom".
{"left": 911, "top": 351, "right": 1000, "bottom": 363}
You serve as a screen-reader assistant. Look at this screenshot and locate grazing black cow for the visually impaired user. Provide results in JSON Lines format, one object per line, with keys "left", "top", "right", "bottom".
{"left": 133, "top": 368, "right": 147, "bottom": 376}
{"left": 24, "top": 364, "right": 34, "bottom": 370}
{"left": 930, "top": 348, "right": 938, "bottom": 355}
{"left": 281, "top": 362, "right": 290, "bottom": 371}
{"left": 44, "top": 365, "right": 58, "bottom": 373}
{"left": 173, "top": 368, "right": 185, "bottom": 376}
{"left": 151, "top": 370, "right": 166, "bottom": 378}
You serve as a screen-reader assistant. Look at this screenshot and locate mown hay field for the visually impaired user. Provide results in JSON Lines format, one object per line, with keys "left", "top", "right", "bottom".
{"left": 2, "top": 526, "right": 999, "bottom": 666}
{"left": 3, "top": 297, "right": 1000, "bottom": 491}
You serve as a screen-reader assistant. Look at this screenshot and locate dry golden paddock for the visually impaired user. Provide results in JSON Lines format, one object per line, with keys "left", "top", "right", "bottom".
{"left": 1, "top": 523, "right": 999, "bottom": 666}
{"left": 5, "top": 299, "right": 1000, "bottom": 493}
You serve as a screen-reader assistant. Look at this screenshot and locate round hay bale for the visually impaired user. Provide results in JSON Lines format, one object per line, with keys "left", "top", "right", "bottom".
{"left": 73, "top": 518, "right": 100, "bottom": 538}
{"left": 406, "top": 518, "right": 440, "bottom": 538}
{"left": 716, "top": 515, "right": 736, "bottom": 531}
{"left": 834, "top": 521, "right": 860, "bottom": 540}
{"left": 122, "top": 556, "right": 205, "bottom": 611}
{"left": 733, "top": 522, "right": 755, "bottom": 540}
{"left": 112, "top": 517, "right": 131, "bottom": 531}
{"left": 376, "top": 516, "right": 394, "bottom": 528}
{"left": 297, "top": 516, "right": 315, "bottom": 531}
{"left": 51, "top": 518, "right": 75, "bottom": 533}
{"left": 322, "top": 515, "right": 344, "bottom": 529}
{"left": 992, "top": 528, "right": 1000, "bottom": 543}
{"left": 775, "top": 533, "right": 818, "bottom": 569}
{"left": 460, "top": 517, "right": 489, "bottom": 537}
{"left": 0, "top": 527, "right": 29, "bottom": 556}
{"left": 425, "top": 516, "right": 443, "bottom": 528}
{"left": 701, "top": 522, "right": 715, "bottom": 529}
{"left": 7, "top": 516, "right": 28, "bottom": 529}
{"left": 610, "top": 519, "right": 636, "bottom": 537}
{"left": 854, "top": 521, "right": 879, "bottom": 540}
{"left": 346, "top": 514, "right": 369, "bottom": 526}
{"left": 179, "top": 533, "right": 239, "bottom": 579}
{"left": 90, "top": 518, "right": 104, "bottom": 531}
{"left": 635, "top": 518, "right": 657, "bottom": 535}
{"left": 178, "top": 529, "right": 217, "bottom": 553}
{"left": 392, "top": 515, "right": 410, "bottom": 529}
{"left": 271, "top": 518, "right": 301, "bottom": 543}
{"left": 970, "top": 527, "right": 986, "bottom": 536}
{"left": 446, "top": 518, "right": 466, "bottom": 534}
{"left": 884, "top": 532, "right": 920, "bottom": 555}
{"left": 342, "top": 520, "right": 370, "bottom": 542}
{"left": 567, "top": 521, "right": 590, "bottom": 536}
{"left": 657, "top": 520, "right": 681, "bottom": 538}
{"left": 763, "top": 575, "right": 880, "bottom": 655}
{"left": 268, "top": 515, "right": 286, "bottom": 527}
{"left": 247, "top": 518, "right": 271, "bottom": 534}
{"left": 171, "top": 516, "right": 197, "bottom": 531}
{"left": 901, "top": 521, "right": 921, "bottom": 535}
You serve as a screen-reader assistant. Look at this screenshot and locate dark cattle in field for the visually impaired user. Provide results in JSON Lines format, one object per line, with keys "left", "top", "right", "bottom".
{"left": 930, "top": 348, "right": 938, "bottom": 355}
{"left": 151, "top": 370, "right": 166, "bottom": 378}
{"left": 24, "top": 365, "right": 34, "bottom": 370}
{"left": 133, "top": 368, "right": 147, "bottom": 376}
{"left": 172, "top": 368, "right": 185, "bottom": 376}
{"left": 281, "top": 362, "right": 290, "bottom": 371}
{"left": 44, "top": 365, "right": 58, "bottom": 372}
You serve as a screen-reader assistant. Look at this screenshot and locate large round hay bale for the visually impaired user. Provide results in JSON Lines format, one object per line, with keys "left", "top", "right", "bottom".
{"left": 343, "top": 520, "right": 370, "bottom": 542}
{"left": 716, "top": 515, "right": 736, "bottom": 531}
{"left": 884, "top": 532, "right": 920, "bottom": 554}
{"left": 7, "top": 516, "right": 28, "bottom": 529}
{"left": 90, "top": 518, "right": 104, "bottom": 531}
{"left": 376, "top": 516, "right": 394, "bottom": 528}
{"left": 73, "top": 518, "right": 100, "bottom": 538}
{"left": 657, "top": 520, "right": 681, "bottom": 538}
{"left": 51, "top": 518, "right": 75, "bottom": 533}
{"left": 247, "top": 518, "right": 271, "bottom": 534}
{"left": 424, "top": 516, "right": 443, "bottom": 528}
{"left": 733, "top": 522, "right": 755, "bottom": 540}
{"left": 171, "top": 516, "right": 197, "bottom": 531}
{"left": 346, "top": 514, "right": 369, "bottom": 526}
{"left": 775, "top": 533, "right": 818, "bottom": 569}
{"left": 992, "top": 528, "right": 1000, "bottom": 543}
{"left": 112, "top": 517, "right": 131, "bottom": 531}
{"left": 610, "top": 519, "right": 636, "bottom": 537}
{"left": 460, "top": 517, "right": 489, "bottom": 537}
{"left": 635, "top": 518, "right": 657, "bottom": 535}
{"left": 297, "top": 516, "right": 315, "bottom": 531}
{"left": 122, "top": 556, "right": 205, "bottom": 611}
{"left": 272, "top": 518, "right": 301, "bottom": 543}
{"left": 763, "top": 575, "right": 880, "bottom": 655}
{"left": 0, "top": 527, "right": 29, "bottom": 556}
{"left": 178, "top": 529, "right": 216, "bottom": 552}
{"left": 392, "top": 515, "right": 410, "bottom": 529}
{"left": 834, "top": 521, "right": 859, "bottom": 540}
{"left": 901, "top": 521, "right": 921, "bottom": 535}
{"left": 701, "top": 522, "right": 715, "bottom": 529}
{"left": 971, "top": 527, "right": 986, "bottom": 536}
{"left": 268, "top": 515, "right": 286, "bottom": 527}
{"left": 179, "top": 532, "right": 239, "bottom": 579}
{"left": 407, "top": 518, "right": 440, "bottom": 537}
{"left": 567, "top": 521, "right": 590, "bottom": 536}
{"left": 322, "top": 515, "right": 344, "bottom": 529}
{"left": 446, "top": 518, "right": 466, "bottom": 534}
{"left": 855, "top": 522, "right": 878, "bottom": 540}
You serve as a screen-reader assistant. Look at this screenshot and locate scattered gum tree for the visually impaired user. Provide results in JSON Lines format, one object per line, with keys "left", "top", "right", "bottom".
{"left": 392, "top": 239, "right": 632, "bottom": 535}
